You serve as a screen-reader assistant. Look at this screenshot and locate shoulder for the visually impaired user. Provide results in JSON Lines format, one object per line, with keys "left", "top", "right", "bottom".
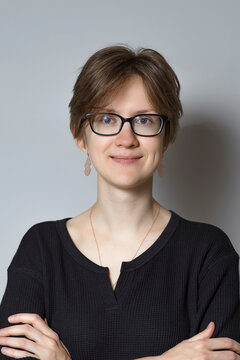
{"left": 175, "top": 212, "right": 239, "bottom": 272}
{"left": 8, "top": 218, "right": 62, "bottom": 271}
{"left": 19, "top": 218, "right": 59, "bottom": 247}
{"left": 178, "top": 213, "right": 237, "bottom": 253}
{"left": 17, "top": 210, "right": 89, "bottom": 250}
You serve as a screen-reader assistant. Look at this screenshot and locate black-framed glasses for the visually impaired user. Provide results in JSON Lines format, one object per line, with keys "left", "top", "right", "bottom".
{"left": 82, "top": 112, "right": 169, "bottom": 137}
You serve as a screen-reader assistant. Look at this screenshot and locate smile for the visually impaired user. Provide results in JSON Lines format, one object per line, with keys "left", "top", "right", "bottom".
{"left": 111, "top": 157, "right": 142, "bottom": 164}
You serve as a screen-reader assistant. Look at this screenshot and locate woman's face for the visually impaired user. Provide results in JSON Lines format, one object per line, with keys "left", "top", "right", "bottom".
{"left": 75, "top": 75, "right": 168, "bottom": 189}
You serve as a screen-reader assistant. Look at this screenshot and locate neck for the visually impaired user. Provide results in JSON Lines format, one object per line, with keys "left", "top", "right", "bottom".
{"left": 90, "top": 174, "right": 161, "bottom": 244}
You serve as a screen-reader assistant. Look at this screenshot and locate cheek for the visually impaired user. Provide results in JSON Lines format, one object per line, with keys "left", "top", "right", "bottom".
{"left": 143, "top": 139, "right": 163, "bottom": 158}
{"left": 153, "top": 142, "right": 165, "bottom": 167}
{"left": 88, "top": 138, "right": 112, "bottom": 163}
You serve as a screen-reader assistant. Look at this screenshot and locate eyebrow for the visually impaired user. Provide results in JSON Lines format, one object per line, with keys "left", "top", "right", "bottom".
{"left": 101, "top": 108, "right": 157, "bottom": 114}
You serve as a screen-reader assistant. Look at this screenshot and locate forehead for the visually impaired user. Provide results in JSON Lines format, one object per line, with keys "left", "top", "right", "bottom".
{"left": 98, "top": 77, "right": 157, "bottom": 113}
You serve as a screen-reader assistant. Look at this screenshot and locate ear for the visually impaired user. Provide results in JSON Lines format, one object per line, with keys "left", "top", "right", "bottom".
{"left": 74, "top": 127, "right": 88, "bottom": 154}
{"left": 162, "top": 144, "right": 168, "bottom": 155}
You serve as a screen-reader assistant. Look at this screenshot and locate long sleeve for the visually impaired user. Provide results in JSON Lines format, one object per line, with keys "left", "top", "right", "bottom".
{"left": 192, "top": 227, "right": 240, "bottom": 341}
{"left": 0, "top": 225, "right": 45, "bottom": 359}
{"left": 196, "top": 255, "right": 240, "bottom": 341}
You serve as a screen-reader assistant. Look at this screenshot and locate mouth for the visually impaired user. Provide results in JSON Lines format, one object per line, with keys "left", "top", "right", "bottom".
{"left": 110, "top": 156, "right": 142, "bottom": 164}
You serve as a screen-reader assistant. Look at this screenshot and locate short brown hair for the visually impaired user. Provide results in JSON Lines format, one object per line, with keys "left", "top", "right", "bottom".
{"left": 68, "top": 44, "right": 183, "bottom": 148}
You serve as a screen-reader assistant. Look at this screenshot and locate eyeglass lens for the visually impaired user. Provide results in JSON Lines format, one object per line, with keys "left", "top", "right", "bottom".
{"left": 89, "top": 113, "right": 163, "bottom": 135}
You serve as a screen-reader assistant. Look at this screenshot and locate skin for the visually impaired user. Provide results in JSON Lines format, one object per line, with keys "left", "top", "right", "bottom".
{"left": 0, "top": 314, "right": 71, "bottom": 359}
{"left": 137, "top": 322, "right": 240, "bottom": 359}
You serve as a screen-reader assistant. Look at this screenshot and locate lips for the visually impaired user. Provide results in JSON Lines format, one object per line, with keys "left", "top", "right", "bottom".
{"left": 111, "top": 156, "right": 142, "bottom": 164}
{"left": 111, "top": 156, "right": 142, "bottom": 159}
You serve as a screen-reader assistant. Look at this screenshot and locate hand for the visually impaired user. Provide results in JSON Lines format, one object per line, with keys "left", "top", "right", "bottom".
{"left": 0, "top": 313, "right": 72, "bottom": 359}
{"left": 160, "top": 321, "right": 240, "bottom": 359}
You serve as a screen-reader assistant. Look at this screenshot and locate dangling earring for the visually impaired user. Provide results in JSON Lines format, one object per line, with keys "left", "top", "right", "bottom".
{"left": 84, "top": 153, "right": 92, "bottom": 176}
{"left": 157, "top": 157, "right": 165, "bottom": 177}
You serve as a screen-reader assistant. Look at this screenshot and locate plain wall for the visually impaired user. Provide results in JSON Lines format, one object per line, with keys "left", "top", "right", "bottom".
{"left": 0, "top": 0, "right": 239, "bottom": 298}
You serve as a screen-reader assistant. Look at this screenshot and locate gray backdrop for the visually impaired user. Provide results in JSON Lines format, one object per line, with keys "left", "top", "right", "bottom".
{"left": 1, "top": 0, "right": 239, "bottom": 299}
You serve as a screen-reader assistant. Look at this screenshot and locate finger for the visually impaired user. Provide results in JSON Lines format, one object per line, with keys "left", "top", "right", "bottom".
{"left": 0, "top": 335, "right": 41, "bottom": 357}
{"left": 8, "top": 313, "right": 58, "bottom": 341}
{"left": 188, "top": 321, "right": 215, "bottom": 341}
{"left": 1, "top": 346, "right": 39, "bottom": 359}
{"left": 60, "top": 340, "right": 71, "bottom": 358}
{"left": 212, "top": 351, "right": 240, "bottom": 359}
{"left": 0, "top": 324, "right": 45, "bottom": 344}
{"left": 206, "top": 337, "right": 240, "bottom": 355}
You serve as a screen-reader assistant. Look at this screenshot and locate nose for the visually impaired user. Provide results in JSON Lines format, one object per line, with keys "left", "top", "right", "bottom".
{"left": 114, "top": 120, "right": 139, "bottom": 146}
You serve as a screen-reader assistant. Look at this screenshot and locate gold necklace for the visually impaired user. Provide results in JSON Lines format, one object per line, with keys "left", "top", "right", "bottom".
{"left": 89, "top": 203, "right": 161, "bottom": 289}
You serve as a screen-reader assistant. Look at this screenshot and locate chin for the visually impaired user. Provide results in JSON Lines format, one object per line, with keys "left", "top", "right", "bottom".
{"left": 107, "top": 173, "right": 152, "bottom": 190}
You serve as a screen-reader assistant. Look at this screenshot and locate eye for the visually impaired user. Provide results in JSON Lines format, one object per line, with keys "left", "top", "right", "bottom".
{"left": 96, "top": 114, "right": 119, "bottom": 124}
{"left": 101, "top": 115, "right": 112, "bottom": 124}
{"left": 94, "top": 115, "right": 112, "bottom": 124}
{"left": 135, "top": 116, "right": 153, "bottom": 124}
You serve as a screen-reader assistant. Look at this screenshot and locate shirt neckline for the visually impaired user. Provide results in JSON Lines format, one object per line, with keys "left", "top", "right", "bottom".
{"left": 55, "top": 209, "right": 180, "bottom": 273}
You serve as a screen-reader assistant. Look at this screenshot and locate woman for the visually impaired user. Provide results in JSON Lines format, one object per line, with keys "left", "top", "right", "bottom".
{"left": 0, "top": 44, "right": 239, "bottom": 360}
